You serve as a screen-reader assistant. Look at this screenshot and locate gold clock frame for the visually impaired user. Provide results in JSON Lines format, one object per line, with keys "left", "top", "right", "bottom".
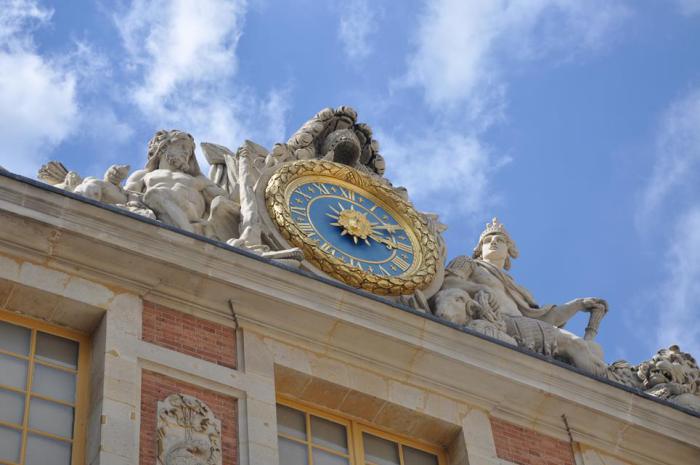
{"left": 265, "top": 160, "right": 439, "bottom": 295}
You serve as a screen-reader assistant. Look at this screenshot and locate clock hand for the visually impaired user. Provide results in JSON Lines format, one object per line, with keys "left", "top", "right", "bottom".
{"left": 369, "top": 233, "right": 398, "bottom": 249}
{"left": 371, "top": 223, "right": 402, "bottom": 233}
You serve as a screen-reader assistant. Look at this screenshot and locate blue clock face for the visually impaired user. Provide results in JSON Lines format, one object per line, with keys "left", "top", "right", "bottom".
{"left": 287, "top": 180, "right": 416, "bottom": 276}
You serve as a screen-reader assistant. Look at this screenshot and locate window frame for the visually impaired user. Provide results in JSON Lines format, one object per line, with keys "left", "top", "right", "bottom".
{"left": 277, "top": 396, "right": 447, "bottom": 465}
{"left": 0, "top": 309, "right": 90, "bottom": 465}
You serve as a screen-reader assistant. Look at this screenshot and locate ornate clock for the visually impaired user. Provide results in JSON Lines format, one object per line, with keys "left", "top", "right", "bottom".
{"left": 265, "top": 160, "right": 439, "bottom": 295}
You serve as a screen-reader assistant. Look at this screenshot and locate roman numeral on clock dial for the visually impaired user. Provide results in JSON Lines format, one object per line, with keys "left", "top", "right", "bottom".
{"left": 313, "top": 183, "right": 331, "bottom": 194}
{"left": 297, "top": 222, "right": 316, "bottom": 236}
{"left": 391, "top": 255, "right": 410, "bottom": 272}
{"left": 394, "top": 241, "right": 412, "bottom": 253}
{"left": 339, "top": 187, "right": 356, "bottom": 202}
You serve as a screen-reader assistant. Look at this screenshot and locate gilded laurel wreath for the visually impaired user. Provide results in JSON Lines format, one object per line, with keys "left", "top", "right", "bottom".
{"left": 265, "top": 160, "right": 439, "bottom": 295}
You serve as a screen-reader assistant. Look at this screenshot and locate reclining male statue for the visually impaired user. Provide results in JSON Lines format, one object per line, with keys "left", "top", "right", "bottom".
{"left": 433, "top": 218, "right": 608, "bottom": 376}
{"left": 124, "top": 130, "right": 240, "bottom": 242}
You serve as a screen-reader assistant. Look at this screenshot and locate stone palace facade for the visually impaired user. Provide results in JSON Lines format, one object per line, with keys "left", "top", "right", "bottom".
{"left": 0, "top": 106, "right": 698, "bottom": 465}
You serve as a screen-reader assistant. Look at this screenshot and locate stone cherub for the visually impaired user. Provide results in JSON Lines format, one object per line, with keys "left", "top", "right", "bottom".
{"left": 124, "top": 130, "right": 241, "bottom": 242}
{"left": 433, "top": 218, "right": 609, "bottom": 376}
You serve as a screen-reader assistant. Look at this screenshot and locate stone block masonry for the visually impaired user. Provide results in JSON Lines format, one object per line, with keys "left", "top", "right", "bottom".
{"left": 490, "top": 417, "right": 575, "bottom": 465}
{"left": 142, "top": 301, "right": 237, "bottom": 369}
{"left": 140, "top": 370, "right": 238, "bottom": 465}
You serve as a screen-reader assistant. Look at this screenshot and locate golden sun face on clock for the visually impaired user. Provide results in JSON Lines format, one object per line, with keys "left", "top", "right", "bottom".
{"left": 265, "top": 161, "right": 439, "bottom": 295}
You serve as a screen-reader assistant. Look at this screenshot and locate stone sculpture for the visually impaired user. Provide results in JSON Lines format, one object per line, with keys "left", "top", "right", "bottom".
{"left": 157, "top": 393, "right": 222, "bottom": 465}
{"left": 124, "top": 130, "right": 241, "bottom": 242}
{"left": 281, "top": 106, "right": 385, "bottom": 176}
{"left": 38, "top": 161, "right": 83, "bottom": 192}
{"left": 72, "top": 164, "right": 129, "bottom": 202}
{"left": 608, "top": 346, "right": 700, "bottom": 412}
{"left": 29, "top": 104, "right": 700, "bottom": 409}
{"left": 432, "top": 218, "right": 608, "bottom": 376}
{"left": 201, "top": 140, "right": 304, "bottom": 265}
{"left": 37, "top": 161, "right": 156, "bottom": 219}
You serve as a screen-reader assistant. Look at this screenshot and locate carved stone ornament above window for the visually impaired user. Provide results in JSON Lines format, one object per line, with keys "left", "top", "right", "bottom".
{"left": 157, "top": 393, "right": 222, "bottom": 465}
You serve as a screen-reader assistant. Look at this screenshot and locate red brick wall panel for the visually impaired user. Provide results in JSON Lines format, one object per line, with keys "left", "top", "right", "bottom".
{"left": 140, "top": 370, "right": 238, "bottom": 465}
{"left": 490, "top": 417, "right": 574, "bottom": 465}
{"left": 142, "top": 301, "right": 236, "bottom": 369}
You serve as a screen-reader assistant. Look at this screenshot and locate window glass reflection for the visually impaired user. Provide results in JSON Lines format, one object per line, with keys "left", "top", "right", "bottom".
{"left": 0, "top": 352, "right": 28, "bottom": 390}
{"left": 279, "top": 436, "right": 308, "bottom": 465}
{"left": 0, "top": 424, "right": 22, "bottom": 463}
{"left": 29, "top": 397, "right": 75, "bottom": 439}
{"left": 0, "top": 388, "right": 25, "bottom": 425}
{"left": 25, "top": 433, "right": 72, "bottom": 465}
{"left": 32, "top": 364, "right": 76, "bottom": 403}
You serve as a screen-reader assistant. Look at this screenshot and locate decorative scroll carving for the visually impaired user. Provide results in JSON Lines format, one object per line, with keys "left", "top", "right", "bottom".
{"left": 157, "top": 394, "right": 222, "bottom": 465}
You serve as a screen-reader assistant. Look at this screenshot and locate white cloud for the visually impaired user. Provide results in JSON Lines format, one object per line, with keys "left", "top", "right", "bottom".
{"left": 338, "top": 0, "right": 377, "bottom": 63}
{"left": 654, "top": 208, "right": 700, "bottom": 356}
{"left": 0, "top": 0, "right": 79, "bottom": 176}
{"left": 379, "top": 129, "right": 510, "bottom": 218}
{"left": 119, "top": 0, "right": 244, "bottom": 112}
{"left": 638, "top": 89, "right": 700, "bottom": 225}
{"left": 403, "top": 0, "right": 630, "bottom": 111}
{"left": 635, "top": 87, "right": 700, "bottom": 359}
{"left": 116, "top": 0, "right": 289, "bottom": 161}
{"left": 676, "top": 0, "right": 700, "bottom": 16}
{"left": 0, "top": 0, "right": 51, "bottom": 45}
{"left": 376, "top": 0, "right": 630, "bottom": 226}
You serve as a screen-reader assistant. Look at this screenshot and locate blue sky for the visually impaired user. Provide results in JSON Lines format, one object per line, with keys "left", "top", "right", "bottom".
{"left": 1, "top": 0, "right": 699, "bottom": 364}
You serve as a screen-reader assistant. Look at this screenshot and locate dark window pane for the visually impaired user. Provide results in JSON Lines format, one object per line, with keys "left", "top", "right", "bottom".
{"left": 0, "top": 321, "right": 30, "bottom": 355}
{"left": 277, "top": 404, "right": 306, "bottom": 440}
{"left": 311, "top": 415, "right": 348, "bottom": 453}
{"left": 363, "top": 433, "right": 400, "bottom": 465}
{"left": 404, "top": 446, "right": 439, "bottom": 465}
{"left": 35, "top": 332, "right": 78, "bottom": 369}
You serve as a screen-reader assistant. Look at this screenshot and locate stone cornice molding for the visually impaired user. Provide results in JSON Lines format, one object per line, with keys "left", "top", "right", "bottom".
{"left": 1, "top": 172, "right": 698, "bottom": 465}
